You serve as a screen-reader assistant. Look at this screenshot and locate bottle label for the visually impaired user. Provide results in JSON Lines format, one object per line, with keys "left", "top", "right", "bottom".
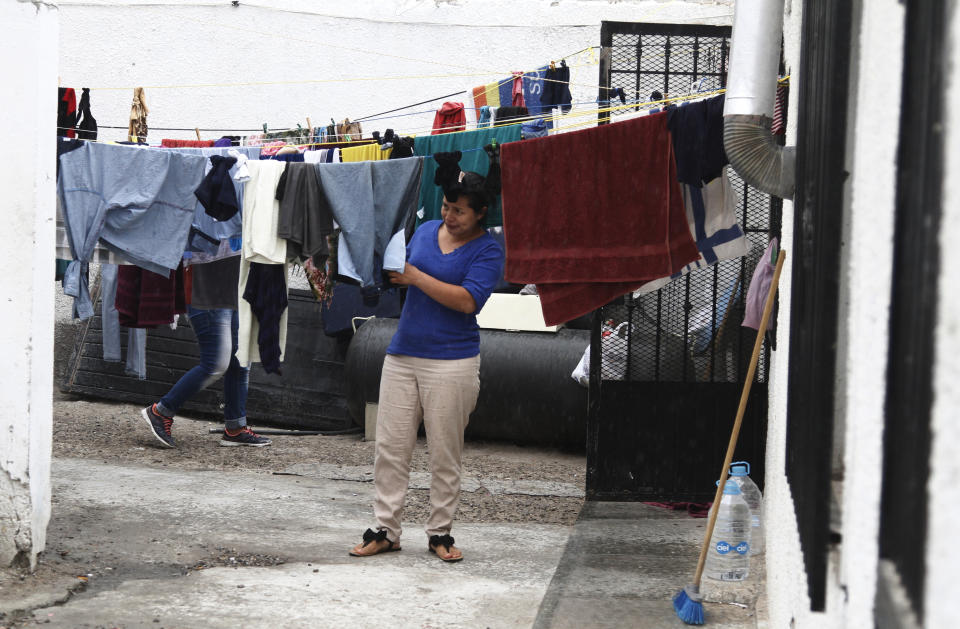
{"left": 715, "top": 541, "right": 732, "bottom": 554}
{"left": 735, "top": 542, "right": 750, "bottom": 555}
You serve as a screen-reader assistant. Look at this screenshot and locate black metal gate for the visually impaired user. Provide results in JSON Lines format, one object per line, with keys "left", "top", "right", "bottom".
{"left": 587, "top": 21, "right": 780, "bottom": 501}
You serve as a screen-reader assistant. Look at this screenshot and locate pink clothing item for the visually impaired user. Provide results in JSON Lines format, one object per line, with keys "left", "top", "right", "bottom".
{"left": 742, "top": 237, "right": 779, "bottom": 329}
{"left": 257, "top": 141, "right": 287, "bottom": 157}
{"left": 511, "top": 71, "right": 526, "bottom": 107}
{"left": 432, "top": 102, "right": 467, "bottom": 135}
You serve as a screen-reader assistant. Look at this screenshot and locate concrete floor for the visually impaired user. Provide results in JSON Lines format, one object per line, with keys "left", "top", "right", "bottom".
{"left": 533, "top": 502, "right": 765, "bottom": 629}
{"left": 3, "top": 458, "right": 765, "bottom": 628}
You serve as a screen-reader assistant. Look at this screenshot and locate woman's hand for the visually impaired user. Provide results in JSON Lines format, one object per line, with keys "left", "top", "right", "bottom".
{"left": 388, "top": 262, "right": 476, "bottom": 313}
{"left": 387, "top": 263, "right": 422, "bottom": 287}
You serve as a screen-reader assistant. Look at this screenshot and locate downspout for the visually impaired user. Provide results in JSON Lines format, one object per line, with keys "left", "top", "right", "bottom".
{"left": 724, "top": 0, "right": 796, "bottom": 200}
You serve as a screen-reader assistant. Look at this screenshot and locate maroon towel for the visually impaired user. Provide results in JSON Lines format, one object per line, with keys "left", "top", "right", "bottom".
{"left": 116, "top": 264, "right": 186, "bottom": 328}
{"left": 500, "top": 112, "right": 699, "bottom": 325}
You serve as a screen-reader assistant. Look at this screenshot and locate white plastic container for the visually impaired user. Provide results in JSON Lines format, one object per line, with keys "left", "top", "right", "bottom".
{"left": 705, "top": 479, "right": 752, "bottom": 581}
{"left": 729, "top": 461, "right": 764, "bottom": 555}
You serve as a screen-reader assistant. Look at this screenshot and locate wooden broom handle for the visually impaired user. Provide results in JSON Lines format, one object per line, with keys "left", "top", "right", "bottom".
{"left": 693, "top": 248, "right": 786, "bottom": 586}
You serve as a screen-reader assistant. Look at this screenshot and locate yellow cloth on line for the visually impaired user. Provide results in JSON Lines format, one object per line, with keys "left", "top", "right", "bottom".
{"left": 340, "top": 143, "right": 392, "bottom": 162}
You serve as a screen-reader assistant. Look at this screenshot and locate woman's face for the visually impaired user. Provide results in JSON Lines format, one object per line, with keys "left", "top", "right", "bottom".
{"left": 440, "top": 195, "right": 485, "bottom": 237}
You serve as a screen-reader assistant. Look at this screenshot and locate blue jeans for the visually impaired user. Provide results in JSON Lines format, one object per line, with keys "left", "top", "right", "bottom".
{"left": 158, "top": 306, "right": 248, "bottom": 430}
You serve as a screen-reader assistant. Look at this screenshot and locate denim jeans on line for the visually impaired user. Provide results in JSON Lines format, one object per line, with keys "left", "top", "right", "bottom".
{"left": 158, "top": 306, "right": 249, "bottom": 430}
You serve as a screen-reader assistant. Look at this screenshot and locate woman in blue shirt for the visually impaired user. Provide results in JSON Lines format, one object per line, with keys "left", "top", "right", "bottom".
{"left": 350, "top": 151, "right": 504, "bottom": 562}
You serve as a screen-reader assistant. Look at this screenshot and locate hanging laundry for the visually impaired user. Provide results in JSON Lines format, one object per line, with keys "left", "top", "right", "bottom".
{"left": 213, "top": 137, "right": 235, "bottom": 147}
{"left": 341, "top": 142, "right": 393, "bottom": 161}
{"left": 275, "top": 162, "right": 334, "bottom": 262}
{"left": 320, "top": 284, "right": 403, "bottom": 336}
{"left": 743, "top": 237, "right": 779, "bottom": 330}
{"left": 57, "top": 87, "right": 77, "bottom": 138}
{"left": 511, "top": 71, "right": 526, "bottom": 107}
{"left": 666, "top": 93, "right": 727, "bottom": 187}
{"left": 237, "top": 161, "right": 290, "bottom": 370}
{"left": 521, "top": 67, "right": 551, "bottom": 128}
{"left": 493, "top": 106, "right": 529, "bottom": 124}
{"left": 476, "top": 106, "right": 492, "bottom": 128}
{"left": 303, "top": 228, "right": 339, "bottom": 306}
{"left": 772, "top": 84, "right": 787, "bottom": 135}
{"left": 194, "top": 155, "right": 239, "bottom": 221}
{"left": 161, "top": 139, "right": 215, "bottom": 148}
{"left": 432, "top": 102, "right": 467, "bottom": 134}
{"left": 75, "top": 88, "right": 97, "bottom": 140}
{"left": 127, "top": 87, "right": 149, "bottom": 143}
{"left": 58, "top": 142, "right": 207, "bottom": 318}
{"left": 634, "top": 167, "right": 752, "bottom": 294}
{"left": 190, "top": 255, "right": 241, "bottom": 310}
{"left": 242, "top": 262, "right": 288, "bottom": 375}
{"left": 413, "top": 125, "right": 522, "bottom": 227}
{"left": 500, "top": 112, "right": 699, "bottom": 325}
{"left": 163, "top": 146, "right": 261, "bottom": 254}
{"left": 115, "top": 263, "right": 187, "bottom": 328}
{"left": 313, "top": 158, "right": 424, "bottom": 299}
{"left": 389, "top": 136, "right": 415, "bottom": 159}
{"left": 541, "top": 60, "right": 572, "bottom": 114}
{"left": 521, "top": 118, "right": 549, "bottom": 139}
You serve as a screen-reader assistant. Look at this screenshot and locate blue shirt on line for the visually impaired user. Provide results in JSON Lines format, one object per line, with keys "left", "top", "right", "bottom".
{"left": 387, "top": 220, "right": 504, "bottom": 360}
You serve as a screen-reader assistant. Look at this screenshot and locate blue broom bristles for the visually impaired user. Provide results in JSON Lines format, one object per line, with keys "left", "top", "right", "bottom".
{"left": 673, "top": 585, "right": 705, "bottom": 625}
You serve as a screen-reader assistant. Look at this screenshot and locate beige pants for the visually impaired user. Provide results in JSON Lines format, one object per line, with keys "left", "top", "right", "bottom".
{"left": 373, "top": 353, "right": 481, "bottom": 542}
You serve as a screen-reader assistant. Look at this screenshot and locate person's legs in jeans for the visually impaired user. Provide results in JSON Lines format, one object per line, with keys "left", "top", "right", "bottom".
{"left": 221, "top": 309, "right": 249, "bottom": 432}
{"left": 156, "top": 307, "right": 234, "bottom": 417}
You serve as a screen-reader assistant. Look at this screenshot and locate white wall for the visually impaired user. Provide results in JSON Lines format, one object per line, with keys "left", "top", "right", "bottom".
{"left": 764, "top": 0, "right": 919, "bottom": 627}
{"left": 56, "top": 0, "right": 733, "bottom": 143}
{"left": 0, "top": 0, "right": 58, "bottom": 571}
{"left": 924, "top": 2, "right": 960, "bottom": 625}
{"left": 761, "top": 0, "right": 807, "bottom": 624}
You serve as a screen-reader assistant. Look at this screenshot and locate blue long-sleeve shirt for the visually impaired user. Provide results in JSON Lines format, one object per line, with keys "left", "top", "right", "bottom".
{"left": 387, "top": 220, "right": 504, "bottom": 359}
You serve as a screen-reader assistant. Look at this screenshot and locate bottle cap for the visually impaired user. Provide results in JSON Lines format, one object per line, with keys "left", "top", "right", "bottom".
{"left": 729, "top": 462, "right": 749, "bottom": 476}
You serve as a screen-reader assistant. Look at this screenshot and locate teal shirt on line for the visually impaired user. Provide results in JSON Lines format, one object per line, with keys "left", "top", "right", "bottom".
{"left": 413, "top": 125, "right": 522, "bottom": 228}
{"left": 387, "top": 220, "right": 504, "bottom": 360}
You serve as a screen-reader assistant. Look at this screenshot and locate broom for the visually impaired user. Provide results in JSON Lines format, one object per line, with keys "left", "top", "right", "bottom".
{"left": 673, "top": 248, "right": 786, "bottom": 625}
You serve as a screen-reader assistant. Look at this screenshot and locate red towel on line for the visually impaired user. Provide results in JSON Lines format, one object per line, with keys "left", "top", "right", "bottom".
{"left": 116, "top": 263, "right": 187, "bottom": 328}
{"left": 501, "top": 112, "right": 699, "bottom": 325}
{"left": 432, "top": 102, "right": 466, "bottom": 135}
{"left": 161, "top": 139, "right": 215, "bottom": 148}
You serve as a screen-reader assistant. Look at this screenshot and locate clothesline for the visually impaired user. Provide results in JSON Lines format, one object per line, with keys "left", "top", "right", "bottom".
{"left": 55, "top": 88, "right": 742, "bottom": 149}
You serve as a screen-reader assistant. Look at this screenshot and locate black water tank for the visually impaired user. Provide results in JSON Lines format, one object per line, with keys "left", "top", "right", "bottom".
{"left": 344, "top": 318, "right": 589, "bottom": 449}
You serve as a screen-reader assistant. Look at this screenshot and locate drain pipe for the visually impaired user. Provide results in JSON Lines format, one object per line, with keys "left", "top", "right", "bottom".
{"left": 724, "top": 0, "right": 795, "bottom": 200}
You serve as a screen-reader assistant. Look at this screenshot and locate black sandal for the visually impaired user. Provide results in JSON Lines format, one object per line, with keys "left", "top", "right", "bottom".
{"left": 428, "top": 534, "right": 463, "bottom": 563}
{"left": 349, "top": 528, "right": 401, "bottom": 557}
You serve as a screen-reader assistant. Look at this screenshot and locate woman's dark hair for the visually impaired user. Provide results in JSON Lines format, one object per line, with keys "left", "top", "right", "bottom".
{"left": 433, "top": 145, "right": 501, "bottom": 222}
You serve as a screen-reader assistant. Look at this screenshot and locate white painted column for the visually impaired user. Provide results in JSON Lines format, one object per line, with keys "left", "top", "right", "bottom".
{"left": 835, "top": 1, "right": 904, "bottom": 625}
{"left": 924, "top": 2, "right": 960, "bottom": 625}
{"left": 0, "top": 0, "right": 58, "bottom": 571}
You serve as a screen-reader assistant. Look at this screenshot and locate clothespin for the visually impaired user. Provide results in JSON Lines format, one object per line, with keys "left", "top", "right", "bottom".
{"left": 306, "top": 117, "right": 313, "bottom": 134}
{"left": 561, "top": 59, "right": 567, "bottom": 68}
{"left": 194, "top": 127, "right": 201, "bottom": 141}
{"left": 262, "top": 123, "right": 268, "bottom": 134}
{"left": 549, "top": 60, "right": 556, "bottom": 70}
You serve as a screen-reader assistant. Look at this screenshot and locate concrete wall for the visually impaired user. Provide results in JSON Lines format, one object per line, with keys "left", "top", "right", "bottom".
{"left": 55, "top": 0, "right": 733, "bottom": 143}
{"left": 760, "top": 0, "right": 806, "bottom": 624}
{"left": 763, "top": 0, "right": 960, "bottom": 627}
{"left": 0, "top": 0, "right": 59, "bottom": 571}
{"left": 924, "top": 1, "right": 960, "bottom": 625}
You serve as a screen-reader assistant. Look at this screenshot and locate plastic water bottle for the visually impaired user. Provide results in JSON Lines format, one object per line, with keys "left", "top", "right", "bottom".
{"left": 705, "top": 479, "right": 751, "bottom": 581}
{"left": 729, "top": 461, "right": 763, "bottom": 555}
